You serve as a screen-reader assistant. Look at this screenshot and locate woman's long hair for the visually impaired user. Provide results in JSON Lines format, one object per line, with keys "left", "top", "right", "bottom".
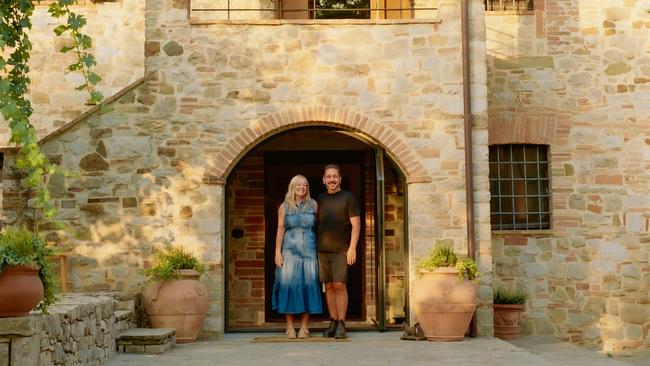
{"left": 284, "top": 175, "right": 312, "bottom": 212}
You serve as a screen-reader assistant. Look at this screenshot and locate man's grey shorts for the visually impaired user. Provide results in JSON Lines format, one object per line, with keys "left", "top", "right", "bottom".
{"left": 318, "top": 251, "right": 348, "bottom": 283}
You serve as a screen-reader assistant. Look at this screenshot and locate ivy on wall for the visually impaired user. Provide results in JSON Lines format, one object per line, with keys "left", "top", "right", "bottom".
{"left": 0, "top": 0, "right": 102, "bottom": 225}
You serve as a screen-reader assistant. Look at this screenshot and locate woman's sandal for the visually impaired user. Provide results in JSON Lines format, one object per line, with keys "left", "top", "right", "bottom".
{"left": 286, "top": 328, "right": 297, "bottom": 339}
{"left": 297, "top": 328, "right": 310, "bottom": 339}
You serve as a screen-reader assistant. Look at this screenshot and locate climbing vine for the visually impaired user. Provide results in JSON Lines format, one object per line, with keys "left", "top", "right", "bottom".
{"left": 0, "top": 0, "right": 102, "bottom": 225}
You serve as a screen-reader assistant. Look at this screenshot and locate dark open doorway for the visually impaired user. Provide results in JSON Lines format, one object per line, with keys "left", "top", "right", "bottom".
{"left": 264, "top": 151, "right": 366, "bottom": 322}
{"left": 225, "top": 127, "right": 407, "bottom": 331}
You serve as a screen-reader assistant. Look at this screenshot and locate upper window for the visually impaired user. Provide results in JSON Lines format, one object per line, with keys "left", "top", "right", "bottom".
{"left": 190, "top": 0, "right": 424, "bottom": 21}
{"left": 489, "top": 144, "right": 550, "bottom": 231}
{"left": 485, "top": 0, "right": 534, "bottom": 11}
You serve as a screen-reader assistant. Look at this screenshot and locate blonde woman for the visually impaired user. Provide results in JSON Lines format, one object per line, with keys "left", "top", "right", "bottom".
{"left": 272, "top": 175, "right": 322, "bottom": 339}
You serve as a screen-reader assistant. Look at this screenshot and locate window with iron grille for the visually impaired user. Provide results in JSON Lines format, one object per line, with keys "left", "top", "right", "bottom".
{"left": 489, "top": 144, "right": 550, "bottom": 230}
{"left": 484, "top": 0, "right": 534, "bottom": 11}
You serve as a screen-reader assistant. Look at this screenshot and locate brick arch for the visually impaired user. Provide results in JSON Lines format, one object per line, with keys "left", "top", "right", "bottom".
{"left": 204, "top": 106, "right": 431, "bottom": 184}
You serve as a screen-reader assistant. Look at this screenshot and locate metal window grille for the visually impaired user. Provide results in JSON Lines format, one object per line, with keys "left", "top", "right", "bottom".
{"left": 489, "top": 144, "right": 550, "bottom": 230}
{"left": 484, "top": 0, "right": 534, "bottom": 11}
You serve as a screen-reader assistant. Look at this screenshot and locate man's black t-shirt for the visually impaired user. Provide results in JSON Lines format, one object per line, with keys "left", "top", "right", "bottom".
{"left": 317, "top": 189, "right": 360, "bottom": 252}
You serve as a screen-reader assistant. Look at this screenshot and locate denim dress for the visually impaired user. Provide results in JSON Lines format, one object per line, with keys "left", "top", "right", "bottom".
{"left": 272, "top": 201, "right": 322, "bottom": 314}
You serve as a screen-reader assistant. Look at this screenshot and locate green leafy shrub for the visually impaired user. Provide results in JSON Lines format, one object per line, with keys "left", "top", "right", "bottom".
{"left": 144, "top": 246, "right": 207, "bottom": 282}
{"left": 0, "top": 226, "right": 57, "bottom": 312}
{"left": 418, "top": 246, "right": 478, "bottom": 281}
{"left": 493, "top": 287, "right": 527, "bottom": 304}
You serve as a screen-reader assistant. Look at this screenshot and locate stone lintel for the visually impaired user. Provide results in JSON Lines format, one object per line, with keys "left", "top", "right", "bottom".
{"left": 494, "top": 56, "right": 554, "bottom": 70}
{"left": 0, "top": 316, "right": 43, "bottom": 337}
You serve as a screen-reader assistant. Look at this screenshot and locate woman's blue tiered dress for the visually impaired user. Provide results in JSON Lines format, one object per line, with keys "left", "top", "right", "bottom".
{"left": 272, "top": 201, "right": 322, "bottom": 314}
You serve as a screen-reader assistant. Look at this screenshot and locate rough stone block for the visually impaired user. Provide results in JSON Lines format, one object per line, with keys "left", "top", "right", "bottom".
{"left": 0, "top": 340, "right": 9, "bottom": 366}
{"left": 619, "top": 303, "right": 650, "bottom": 325}
{"left": 11, "top": 335, "right": 41, "bottom": 366}
{"left": 124, "top": 345, "right": 145, "bottom": 353}
{"left": 144, "top": 344, "right": 168, "bottom": 354}
{"left": 0, "top": 317, "right": 43, "bottom": 337}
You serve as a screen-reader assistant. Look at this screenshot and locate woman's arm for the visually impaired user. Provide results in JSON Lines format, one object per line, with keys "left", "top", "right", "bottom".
{"left": 274, "top": 204, "right": 286, "bottom": 267}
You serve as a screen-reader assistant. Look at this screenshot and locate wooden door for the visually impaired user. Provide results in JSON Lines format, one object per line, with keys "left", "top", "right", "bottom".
{"left": 264, "top": 151, "right": 365, "bottom": 322}
{"left": 280, "top": 0, "right": 310, "bottom": 19}
{"left": 371, "top": 0, "right": 412, "bottom": 19}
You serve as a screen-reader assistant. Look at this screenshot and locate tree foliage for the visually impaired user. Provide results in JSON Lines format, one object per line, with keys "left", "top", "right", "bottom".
{"left": 315, "top": 0, "right": 370, "bottom": 19}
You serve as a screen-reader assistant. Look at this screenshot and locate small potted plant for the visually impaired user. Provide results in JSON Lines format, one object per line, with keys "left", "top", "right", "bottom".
{"left": 412, "top": 246, "right": 478, "bottom": 341}
{"left": 143, "top": 246, "right": 208, "bottom": 343}
{"left": 0, "top": 226, "right": 57, "bottom": 317}
{"left": 492, "top": 286, "right": 527, "bottom": 340}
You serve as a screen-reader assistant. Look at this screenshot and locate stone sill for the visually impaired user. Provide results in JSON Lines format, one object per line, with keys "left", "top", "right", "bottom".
{"left": 485, "top": 10, "right": 535, "bottom": 16}
{"left": 492, "top": 229, "right": 554, "bottom": 236}
{"left": 190, "top": 19, "right": 443, "bottom": 26}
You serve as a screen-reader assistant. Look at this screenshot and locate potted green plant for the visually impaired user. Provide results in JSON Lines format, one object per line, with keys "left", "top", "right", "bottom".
{"left": 0, "top": 226, "right": 57, "bottom": 317}
{"left": 143, "top": 246, "right": 208, "bottom": 343}
{"left": 412, "top": 246, "right": 478, "bottom": 341}
{"left": 492, "top": 286, "right": 527, "bottom": 340}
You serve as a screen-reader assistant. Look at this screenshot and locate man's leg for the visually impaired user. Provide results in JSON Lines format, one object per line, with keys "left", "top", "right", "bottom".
{"left": 332, "top": 282, "right": 347, "bottom": 320}
{"left": 323, "top": 282, "right": 338, "bottom": 337}
{"left": 324, "top": 282, "right": 338, "bottom": 319}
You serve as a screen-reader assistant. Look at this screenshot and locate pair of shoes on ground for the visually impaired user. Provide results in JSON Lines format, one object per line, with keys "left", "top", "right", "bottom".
{"left": 286, "top": 328, "right": 310, "bottom": 339}
{"left": 322, "top": 318, "right": 346, "bottom": 339}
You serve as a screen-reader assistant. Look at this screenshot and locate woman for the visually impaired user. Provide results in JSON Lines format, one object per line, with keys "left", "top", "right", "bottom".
{"left": 272, "top": 175, "right": 322, "bottom": 339}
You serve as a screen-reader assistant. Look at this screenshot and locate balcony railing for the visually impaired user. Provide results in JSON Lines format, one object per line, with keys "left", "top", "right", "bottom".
{"left": 484, "top": 0, "right": 534, "bottom": 12}
{"left": 190, "top": 1, "right": 439, "bottom": 21}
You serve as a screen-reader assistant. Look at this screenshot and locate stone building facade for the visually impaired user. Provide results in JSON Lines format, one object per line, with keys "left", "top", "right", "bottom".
{"left": 487, "top": 0, "right": 650, "bottom": 351}
{"left": 1, "top": 0, "right": 648, "bottom": 351}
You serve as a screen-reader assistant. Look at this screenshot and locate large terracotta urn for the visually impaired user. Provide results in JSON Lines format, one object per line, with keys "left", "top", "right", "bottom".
{"left": 0, "top": 265, "right": 44, "bottom": 317}
{"left": 143, "top": 269, "right": 209, "bottom": 343}
{"left": 493, "top": 304, "right": 524, "bottom": 340}
{"left": 412, "top": 267, "right": 478, "bottom": 341}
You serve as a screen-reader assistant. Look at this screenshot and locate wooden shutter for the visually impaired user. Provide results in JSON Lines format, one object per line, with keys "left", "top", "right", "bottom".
{"left": 371, "top": 0, "right": 412, "bottom": 20}
{"left": 281, "top": 0, "right": 310, "bottom": 19}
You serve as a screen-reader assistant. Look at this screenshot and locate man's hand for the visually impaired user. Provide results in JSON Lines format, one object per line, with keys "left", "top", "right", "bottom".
{"left": 346, "top": 247, "right": 356, "bottom": 265}
{"left": 275, "top": 252, "right": 284, "bottom": 267}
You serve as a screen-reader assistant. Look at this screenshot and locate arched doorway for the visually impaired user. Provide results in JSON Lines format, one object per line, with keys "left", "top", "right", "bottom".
{"left": 224, "top": 126, "right": 409, "bottom": 331}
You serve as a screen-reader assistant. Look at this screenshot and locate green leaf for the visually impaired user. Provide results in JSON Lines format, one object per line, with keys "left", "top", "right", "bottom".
{"left": 88, "top": 90, "right": 104, "bottom": 105}
{"left": 53, "top": 25, "right": 68, "bottom": 36}
{"left": 78, "top": 34, "right": 92, "bottom": 49}
{"left": 81, "top": 54, "right": 96, "bottom": 68}
{"left": 59, "top": 45, "right": 74, "bottom": 53}
{"left": 87, "top": 72, "right": 101, "bottom": 85}
{"left": 67, "top": 13, "right": 87, "bottom": 30}
{"left": 75, "top": 84, "right": 87, "bottom": 91}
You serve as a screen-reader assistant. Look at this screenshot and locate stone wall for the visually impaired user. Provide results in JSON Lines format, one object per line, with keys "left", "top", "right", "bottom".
{"left": 0, "top": 292, "right": 141, "bottom": 366}
{"left": 488, "top": 0, "right": 650, "bottom": 350}
{"left": 3, "top": 0, "right": 490, "bottom": 337}
{"left": 0, "top": 0, "right": 145, "bottom": 147}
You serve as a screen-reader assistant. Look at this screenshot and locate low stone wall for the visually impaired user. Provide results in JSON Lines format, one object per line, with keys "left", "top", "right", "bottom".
{"left": 0, "top": 292, "right": 142, "bottom": 366}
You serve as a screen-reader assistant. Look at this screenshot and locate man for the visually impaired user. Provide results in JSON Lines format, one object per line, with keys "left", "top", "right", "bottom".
{"left": 317, "top": 164, "right": 360, "bottom": 339}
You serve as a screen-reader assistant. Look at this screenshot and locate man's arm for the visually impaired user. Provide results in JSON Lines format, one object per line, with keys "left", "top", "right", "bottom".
{"left": 347, "top": 216, "right": 360, "bottom": 265}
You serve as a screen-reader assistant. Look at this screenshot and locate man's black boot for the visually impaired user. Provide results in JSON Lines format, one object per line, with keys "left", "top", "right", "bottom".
{"left": 334, "top": 319, "right": 347, "bottom": 339}
{"left": 323, "top": 318, "right": 337, "bottom": 338}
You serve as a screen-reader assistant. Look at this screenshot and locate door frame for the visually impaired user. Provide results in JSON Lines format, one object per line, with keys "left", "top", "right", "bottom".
{"left": 223, "top": 129, "right": 410, "bottom": 331}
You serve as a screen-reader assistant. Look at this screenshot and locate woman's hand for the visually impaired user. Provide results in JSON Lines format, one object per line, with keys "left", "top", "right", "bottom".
{"left": 275, "top": 252, "right": 284, "bottom": 267}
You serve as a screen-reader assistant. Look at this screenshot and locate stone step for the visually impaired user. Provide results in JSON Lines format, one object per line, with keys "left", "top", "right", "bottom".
{"left": 114, "top": 310, "right": 133, "bottom": 321}
{"left": 116, "top": 328, "right": 176, "bottom": 354}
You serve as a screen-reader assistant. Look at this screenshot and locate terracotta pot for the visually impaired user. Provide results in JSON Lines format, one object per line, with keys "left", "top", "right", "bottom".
{"left": 412, "top": 268, "right": 478, "bottom": 341}
{"left": 143, "top": 269, "right": 209, "bottom": 343}
{"left": 0, "top": 265, "right": 44, "bottom": 317}
{"left": 493, "top": 304, "right": 524, "bottom": 340}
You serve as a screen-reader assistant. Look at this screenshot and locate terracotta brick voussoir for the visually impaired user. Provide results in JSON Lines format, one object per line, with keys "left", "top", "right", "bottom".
{"left": 208, "top": 107, "right": 430, "bottom": 183}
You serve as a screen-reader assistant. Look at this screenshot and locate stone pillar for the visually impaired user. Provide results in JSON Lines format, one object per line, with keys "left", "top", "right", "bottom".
{"left": 0, "top": 317, "right": 43, "bottom": 366}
